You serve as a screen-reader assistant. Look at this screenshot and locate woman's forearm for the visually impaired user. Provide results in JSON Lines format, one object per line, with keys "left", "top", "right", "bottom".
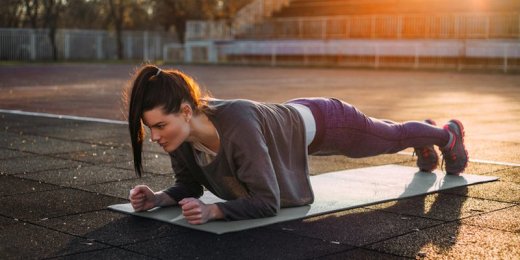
{"left": 208, "top": 204, "right": 224, "bottom": 220}
{"left": 154, "top": 191, "right": 178, "bottom": 207}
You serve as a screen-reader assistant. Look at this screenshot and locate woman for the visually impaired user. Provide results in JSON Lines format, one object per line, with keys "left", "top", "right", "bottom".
{"left": 127, "top": 65, "right": 468, "bottom": 225}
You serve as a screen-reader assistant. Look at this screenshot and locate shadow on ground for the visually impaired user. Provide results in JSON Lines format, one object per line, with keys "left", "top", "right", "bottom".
{"left": 51, "top": 172, "right": 469, "bottom": 259}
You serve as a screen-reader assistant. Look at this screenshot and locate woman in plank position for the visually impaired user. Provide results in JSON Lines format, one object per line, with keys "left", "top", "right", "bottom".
{"left": 127, "top": 65, "right": 468, "bottom": 224}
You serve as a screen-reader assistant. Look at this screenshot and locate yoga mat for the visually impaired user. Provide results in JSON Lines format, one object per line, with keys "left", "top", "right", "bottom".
{"left": 109, "top": 164, "right": 498, "bottom": 234}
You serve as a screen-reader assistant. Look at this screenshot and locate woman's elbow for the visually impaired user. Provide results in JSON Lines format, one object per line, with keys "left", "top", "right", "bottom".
{"left": 261, "top": 201, "right": 280, "bottom": 217}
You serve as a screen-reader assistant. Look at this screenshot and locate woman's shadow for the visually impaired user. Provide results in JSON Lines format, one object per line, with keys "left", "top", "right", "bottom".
{"left": 51, "top": 171, "right": 469, "bottom": 259}
{"left": 277, "top": 171, "right": 469, "bottom": 258}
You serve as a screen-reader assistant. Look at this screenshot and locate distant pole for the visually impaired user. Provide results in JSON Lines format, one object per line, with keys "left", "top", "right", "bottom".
{"left": 397, "top": 15, "right": 402, "bottom": 39}
{"left": 503, "top": 44, "right": 508, "bottom": 73}
{"left": 322, "top": 18, "right": 326, "bottom": 40}
{"left": 143, "top": 31, "right": 149, "bottom": 61}
{"left": 414, "top": 44, "right": 419, "bottom": 69}
{"left": 271, "top": 43, "right": 276, "bottom": 66}
{"left": 30, "top": 31, "right": 36, "bottom": 60}
{"left": 126, "top": 34, "right": 133, "bottom": 59}
{"left": 374, "top": 45, "right": 379, "bottom": 69}
{"left": 185, "top": 43, "right": 193, "bottom": 63}
{"left": 64, "top": 31, "right": 70, "bottom": 60}
{"left": 96, "top": 34, "right": 103, "bottom": 59}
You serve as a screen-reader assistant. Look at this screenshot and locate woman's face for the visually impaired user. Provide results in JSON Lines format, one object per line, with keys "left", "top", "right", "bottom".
{"left": 142, "top": 106, "right": 190, "bottom": 153}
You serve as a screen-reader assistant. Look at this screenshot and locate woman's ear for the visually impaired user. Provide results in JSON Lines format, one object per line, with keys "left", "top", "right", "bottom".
{"left": 181, "top": 103, "right": 193, "bottom": 122}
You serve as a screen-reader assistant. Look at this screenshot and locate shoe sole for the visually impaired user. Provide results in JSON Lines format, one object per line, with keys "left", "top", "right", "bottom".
{"left": 418, "top": 119, "right": 438, "bottom": 172}
{"left": 446, "top": 119, "right": 469, "bottom": 175}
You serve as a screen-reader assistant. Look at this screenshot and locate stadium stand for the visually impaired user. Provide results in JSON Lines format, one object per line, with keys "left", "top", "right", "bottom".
{"left": 237, "top": 0, "right": 520, "bottom": 39}
{"left": 179, "top": 0, "right": 520, "bottom": 71}
{"left": 274, "top": 0, "right": 520, "bottom": 17}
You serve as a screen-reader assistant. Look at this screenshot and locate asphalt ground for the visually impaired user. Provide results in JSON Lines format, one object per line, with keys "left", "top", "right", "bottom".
{"left": 0, "top": 63, "right": 519, "bottom": 259}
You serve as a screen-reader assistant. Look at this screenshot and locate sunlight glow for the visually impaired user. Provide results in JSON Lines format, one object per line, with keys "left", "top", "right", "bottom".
{"left": 470, "top": 0, "right": 489, "bottom": 12}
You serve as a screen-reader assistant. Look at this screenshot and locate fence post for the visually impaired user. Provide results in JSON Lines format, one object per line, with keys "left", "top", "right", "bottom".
{"left": 208, "top": 41, "right": 218, "bottom": 63}
{"left": 503, "top": 44, "right": 508, "bottom": 73}
{"left": 304, "top": 45, "right": 309, "bottom": 65}
{"left": 457, "top": 40, "right": 465, "bottom": 71}
{"left": 414, "top": 44, "right": 419, "bottom": 69}
{"left": 397, "top": 15, "right": 402, "bottom": 39}
{"left": 374, "top": 44, "right": 379, "bottom": 68}
{"left": 143, "top": 31, "right": 149, "bottom": 61}
{"left": 371, "top": 15, "right": 376, "bottom": 38}
{"left": 64, "top": 31, "right": 70, "bottom": 60}
{"left": 185, "top": 42, "right": 193, "bottom": 63}
{"left": 271, "top": 43, "right": 276, "bottom": 66}
{"left": 156, "top": 35, "right": 161, "bottom": 60}
{"left": 485, "top": 15, "right": 490, "bottom": 39}
{"left": 30, "top": 30, "right": 36, "bottom": 60}
{"left": 322, "top": 18, "right": 327, "bottom": 40}
{"left": 345, "top": 16, "right": 350, "bottom": 39}
{"left": 259, "top": 0, "right": 264, "bottom": 17}
{"left": 162, "top": 43, "right": 169, "bottom": 62}
{"left": 96, "top": 34, "right": 103, "bottom": 59}
{"left": 455, "top": 15, "right": 460, "bottom": 39}
{"left": 126, "top": 34, "right": 133, "bottom": 59}
{"left": 299, "top": 18, "right": 303, "bottom": 39}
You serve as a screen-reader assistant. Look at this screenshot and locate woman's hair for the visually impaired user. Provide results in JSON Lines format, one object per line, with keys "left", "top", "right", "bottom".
{"left": 125, "top": 64, "right": 210, "bottom": 177}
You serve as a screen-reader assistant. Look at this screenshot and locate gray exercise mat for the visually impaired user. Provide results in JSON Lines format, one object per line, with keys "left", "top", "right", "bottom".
{"left": 108, "top": 164, "right": 498, "bottom": 234}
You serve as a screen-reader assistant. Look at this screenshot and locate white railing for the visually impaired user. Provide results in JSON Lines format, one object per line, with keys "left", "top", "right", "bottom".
{"left": 0, "top": 28, "right": 178, "bottom": 61}
{"left": 240, "top": 13, "right": 520, "bottom": 39}
{"left": 207, "top": 39, "right": 519, "bottom": 71}
{"left": 185, "top": 20, "right": 233, "bottom": 41}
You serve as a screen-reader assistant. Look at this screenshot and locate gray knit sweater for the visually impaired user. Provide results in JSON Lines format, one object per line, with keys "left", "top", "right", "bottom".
{"left": 163, "top": 99, "right": 314, "bottom": 220}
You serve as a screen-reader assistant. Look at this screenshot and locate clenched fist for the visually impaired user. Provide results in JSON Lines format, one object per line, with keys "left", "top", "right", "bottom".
{"left": 179, "top": 198, "right": 224, "bottom": 225}
{"left": 129, "top": 185, "right": 156, "bottom": 212}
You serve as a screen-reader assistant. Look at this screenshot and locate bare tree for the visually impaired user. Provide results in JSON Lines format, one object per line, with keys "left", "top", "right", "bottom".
{"left": 59, "top": 0, "right": 106, "bottom": 29}
{"left": 0, "top": 0, "right": 24, "bottom": 28}
{"left": 152, "top": 0, "right": 251, "bottom": 43}
{"left": 153, "top": 0, "right": 214, "bottom": 43}
{"left": 216, "top": 0, "right": 251, "bottom": 26}
{"left": 42, "top": 0, "right": 63, "bottom": 61}
{"left": 24, "top": 0, "right": 40, "bottom": 28}
{"left": 108, "top": 0, "right": 128, "bottom": 60}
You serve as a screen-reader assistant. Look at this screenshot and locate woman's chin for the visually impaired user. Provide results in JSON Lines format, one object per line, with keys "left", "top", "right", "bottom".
{"left": 162, "top": 144, "right": 178, "bottom": 153}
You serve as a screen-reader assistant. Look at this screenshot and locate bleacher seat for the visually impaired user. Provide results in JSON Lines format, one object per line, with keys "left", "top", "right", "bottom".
{"left": 273, "top": 0, "right": 520, "bottom": 17}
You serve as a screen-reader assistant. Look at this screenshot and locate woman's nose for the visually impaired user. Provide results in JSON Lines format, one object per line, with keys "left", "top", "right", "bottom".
{"left": 150, "top": 129, "right": 160, "bottom": 142}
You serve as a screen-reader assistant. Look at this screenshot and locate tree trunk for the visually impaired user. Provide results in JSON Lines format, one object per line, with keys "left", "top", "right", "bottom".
{"left": 115, "top": 23, "right": 123, "bottom": 59}
{"left": 109, "top": 0, "right": 125, "bottom": 60}
{"left": 49, "top": 27, "right": 57, "bottom": 60}
{"left": 43, "top": 0, "right": 60, "bottom": 61}
{"left": 173, "top": 19, "right": 186, "bottom": 44}
{"left": 24, "top": 0, "right": 39, "bottom": 29}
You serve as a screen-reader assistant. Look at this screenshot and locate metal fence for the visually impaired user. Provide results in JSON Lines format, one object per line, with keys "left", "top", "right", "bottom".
{"left": 186, "top": 21, "right": 233, "bottom": 41}
{"left": 167, "top": 39, "right": 520, "bottom": 72}
{"left": 0, "top": 28, "right": 178, "bottom": 61}
{"left": 238, "top": 13, "right": 520, "bottom": 40}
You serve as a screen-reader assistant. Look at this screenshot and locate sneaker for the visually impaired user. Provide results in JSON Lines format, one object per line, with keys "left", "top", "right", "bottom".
{"left": 441, "top": 119, "right": 469, "bottom": 175}
{"left": 414, "top": 119, "right": 439, "bottom": 172}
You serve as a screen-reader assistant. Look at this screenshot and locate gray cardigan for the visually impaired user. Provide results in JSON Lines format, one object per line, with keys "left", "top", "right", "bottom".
{"left": 163, "top": 99, "right": 314, "bottom": 220}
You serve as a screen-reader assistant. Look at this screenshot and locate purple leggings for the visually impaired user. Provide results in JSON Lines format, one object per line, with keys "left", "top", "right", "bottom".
{"left": 287, "top": 98, "right": 450, "bottom": 157}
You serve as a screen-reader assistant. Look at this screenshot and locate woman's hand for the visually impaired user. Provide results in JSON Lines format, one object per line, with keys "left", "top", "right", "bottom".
{"left": 179, "top": 198, "right": 224, "bottom": 225}
{"left": 129, "top": 185, "right": 156, "bottom": 212}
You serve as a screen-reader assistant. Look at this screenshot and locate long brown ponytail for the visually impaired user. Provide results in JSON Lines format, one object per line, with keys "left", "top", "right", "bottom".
{"left": 126, "top": 64, "right": 210, "bottom": 177}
